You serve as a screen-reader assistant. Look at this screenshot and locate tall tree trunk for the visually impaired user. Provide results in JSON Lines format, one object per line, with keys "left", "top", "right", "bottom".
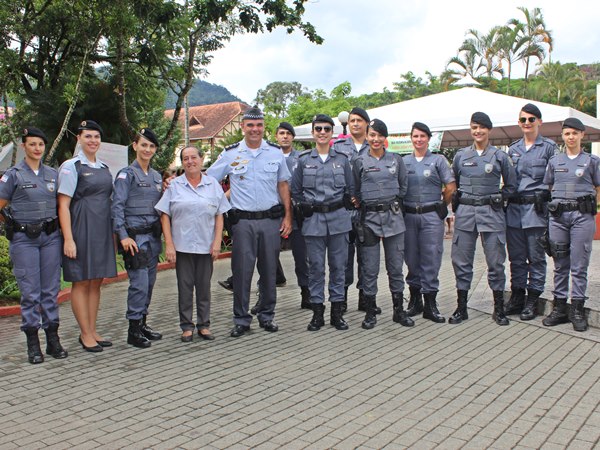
{"left": 115, "top": 34, "right": 136, "bottom": 142}
{"left": 4, "top": 93, "right": 20, "bottom": 167}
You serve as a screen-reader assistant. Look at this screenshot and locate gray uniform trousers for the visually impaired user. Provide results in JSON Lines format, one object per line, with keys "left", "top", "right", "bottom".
{"left": 10, "top": 230, "right": 62, "bottom": 330}
{"left": 305, "top": 233, "right": 349, "bottom": 304}
{"left": 361, "top": 232, "right": 405, "bottom": 297}
{"left": 289, "top": 228, "right": 309, "bottom": 287}
{"left": 549, "top": 211, "right": 595, "bottom": 300}
{"left": 405, "top": 211, "right": 445, "bottom": 293}
{"left": 125, "top": 231, "right": 161, "bottom": 320}
{"left": 506, "top": 226, "right": 546, "bottom": 291}
{"left": 452, "top": 228, "right": 507, "bottom": 291}
{"left": 232, "top": 217, "right": 281, "bottom": 325}
{"left": 175, "top": 252, "right": 213, "bottom": 331}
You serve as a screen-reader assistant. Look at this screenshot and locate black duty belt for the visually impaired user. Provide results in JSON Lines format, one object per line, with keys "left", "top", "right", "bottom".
{"left": 14, "top": 217, "right": 58, "bottom": 233}
{"left": 558, "top": 201, "right": 580, "bottom": 212}
{"left": 508, "top": 196, "right": 536, "bottom": 205}
{"left": 364, "top": 203, "right": 393, "bottom": 212}
{"left": 459, "top": 196, "right": 492, "bottom": 206}
{"left": 237, "top": 205, "right": 285, "bottom": 220}
{"left": 404, "top": 203, "right": 438, "bottom": 214}
{"left": 312, "top": 202, "right": 344, "bottom": 213}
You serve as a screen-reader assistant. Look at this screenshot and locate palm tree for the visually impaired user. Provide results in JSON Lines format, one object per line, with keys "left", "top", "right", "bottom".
{"left": 510, "top": 7, "right": 553, "bottom": 82}
{"left": 445, "top": 28, "right": 503, "bottom": 83}
{"left": 494, "top": 23, "right": 530, "bottom": 94}
{"left": 536, "top": 62, "right": 584, "bottom": 105}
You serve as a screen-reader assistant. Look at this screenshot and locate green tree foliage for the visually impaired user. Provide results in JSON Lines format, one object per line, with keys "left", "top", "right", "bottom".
{"left": 0, "top": 236, "right": 18, "bottom": 300}
{"left": 1, "top": 0, "right": 322, "bottom": 165}
{"left": 255, "top": 81, "right": 308, "bottom": 118}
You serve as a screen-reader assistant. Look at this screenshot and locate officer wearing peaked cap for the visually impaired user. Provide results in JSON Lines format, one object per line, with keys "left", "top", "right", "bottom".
{"left": 207, "top": 107, "right": 292, "bottom": 337}
{"left": 112, "top": 128, "right": 164, "bottom": 348}
{"left": 0, "top": 127, "right": 67, "bottom": 364}
{"left": 403, "top": 121, "right": 456, "bottom": 324}
{"left": 505, "top": 104, "right": 557, "bottom": 320}
{"left": 450, "top": 112, "right": 517, "bottom": 326}
{"left": 292, "top": 114, "right": 355, "bottom": 331}
{"left": 542, "top": 118, "right": 600, "bottom": 332}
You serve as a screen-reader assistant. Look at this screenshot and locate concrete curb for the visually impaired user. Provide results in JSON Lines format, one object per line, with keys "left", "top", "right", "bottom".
{"left": 0, "top": 251, "right": 232, "bottom": 317}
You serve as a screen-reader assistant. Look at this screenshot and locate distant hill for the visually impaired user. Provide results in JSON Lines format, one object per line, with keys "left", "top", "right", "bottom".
{"left": 165, "top": 79, "right": 242, "bottom": 109}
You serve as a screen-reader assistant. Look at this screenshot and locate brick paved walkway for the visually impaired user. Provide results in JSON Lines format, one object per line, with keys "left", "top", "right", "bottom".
{"left": 1, "top": 241, "right": 599, "bottom": 449}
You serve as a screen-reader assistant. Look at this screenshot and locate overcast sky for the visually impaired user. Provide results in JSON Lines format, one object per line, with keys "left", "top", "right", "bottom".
{"left": 202, "top": 0, "right": 600, "bottom": 105}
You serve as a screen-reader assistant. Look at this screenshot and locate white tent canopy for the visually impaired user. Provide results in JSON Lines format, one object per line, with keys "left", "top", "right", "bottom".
{"left": 294, "top": 87, "right": 600, "bottom": 147}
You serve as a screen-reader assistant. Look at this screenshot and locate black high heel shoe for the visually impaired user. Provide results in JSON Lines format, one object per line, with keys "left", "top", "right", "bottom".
{"left": 79, "top": 336, "right": 103, "bottom": 353}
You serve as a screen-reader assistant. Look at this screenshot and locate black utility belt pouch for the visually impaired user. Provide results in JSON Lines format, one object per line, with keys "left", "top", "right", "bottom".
{"left": 435, "top": 202, "right": 448, "bottom": 220}
{"left": 490, "top": 194, "right": 504, "bottom": 211}
{"left": 354, "top": 222, "right": 379, "bottom": 247}
{"left": 123, "top": 249, "right": 151, "bottom": 270}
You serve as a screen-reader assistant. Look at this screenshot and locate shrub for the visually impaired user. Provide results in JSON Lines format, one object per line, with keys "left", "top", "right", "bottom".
{"left": 0, "top": 235, "right": 19, "bottom": 299}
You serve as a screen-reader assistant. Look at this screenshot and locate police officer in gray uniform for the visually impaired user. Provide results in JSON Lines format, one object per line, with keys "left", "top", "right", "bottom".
{"left": 207, "top": 107, "right": 292, "bottom": 337}
{"left": 277, "top": 122, "right": 310, "bottom": 309}
{"left": 542, "top": 118, "right": 600, "bottom": 332}
{"left": 331, "top": 107, "right": 372, "bottom": 313}
{"left": 292, "top": 114, "right": 354, "bottom": 331}
{"left": 403, "top": 122, "right": 456, "bottom": 323}
{"left": 0, "top": 127, "right": 67, "bottom": 364}
{"left": 353, "top": 119, "right": 411, "bottom": 329}
{"left": 450, "top": 112, "right": 517, "bottom": 326}
{"left": 505, "top": 104, "right": 556, "bottom": 320}
{"left": 112, "top": 128, "right": 163, "bottom": 348}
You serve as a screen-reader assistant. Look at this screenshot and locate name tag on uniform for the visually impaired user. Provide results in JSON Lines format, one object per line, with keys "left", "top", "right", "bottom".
{"left": 305, "top": 164, "right": 317, "bottom": 169}
{"left": 463, "top": 162, "right": 477, "bottom": 167}
{"left": 138, "top": 183, "right": 151, "bottom": 187}
{"left": 554, "top": 168, "right": 568, "bottom": 173}
{"left": 82, "top": 172, "right": 94, "bottom": 176}
{"left": 20, "top": 183, "right": 36, "bottom": 189}
{"left": 365, "top": 167, "right": 380, "bottom": 173}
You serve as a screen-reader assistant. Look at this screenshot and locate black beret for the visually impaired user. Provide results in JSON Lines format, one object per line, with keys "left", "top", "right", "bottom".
{"left": 521, "top": 103, "right": 542, "bottom": 119}
{"left": 22, "top": 127, "right": 47, "bottom": 144}
{"left": 470, "top": 112, "right": 493, "bottom": 129}
{"left": 349, "top": 107, "right": 370, "bottom": 123}
{"left": 243, "top": 106, "right": 264, "bottom": 120}
{"left": 139, "top": 128, "right": 159, "bottom": 147}
{"left": 411, "top": 121, "right": 432, "bottom": 138}
{"left": 312, "top": 114, "right": 335, "bottom": 127}
{"left": 78, "top": 120, "right": 104, "bottom": 137}
{"left": 277, "top": 122, "right": 295, "bottom": 137}
{"left": 562, "top": 117, "right": 585, "bottom": 131}
{"left": 368, "top": 119, "right": 388, "bottom": 138}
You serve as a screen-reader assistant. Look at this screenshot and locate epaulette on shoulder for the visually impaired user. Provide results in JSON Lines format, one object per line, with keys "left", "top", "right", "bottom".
{"left": 298, "top": 149, "right": 312, "bottom": 158}
{"left": 333, "top": 138, "right": 346, "bottom": 144}
{"left": 333, "top": 148, "right": 350, "bottom": 158}
{"left": 266, "top": 140, "right": 281, "bottom": 149}
{"left": 508, "top": 138, "right": 521, "bottom": 148}
{"left": 542, "top": 136, "right": 557, "bottom": 146}
{"left": 224, "top": 142, "right": 240, "bottom": 151}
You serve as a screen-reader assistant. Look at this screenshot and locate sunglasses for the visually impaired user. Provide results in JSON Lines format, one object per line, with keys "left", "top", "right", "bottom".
{"left": 314, "top": 126, "right": 333, "bottom": 133}
{"left": 519, "top": 117, "right": 537, "bottom": 123}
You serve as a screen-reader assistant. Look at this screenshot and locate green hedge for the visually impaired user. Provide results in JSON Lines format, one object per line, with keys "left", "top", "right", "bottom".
{"left": 0, "top": 236, "right": 19, "bottom": 299}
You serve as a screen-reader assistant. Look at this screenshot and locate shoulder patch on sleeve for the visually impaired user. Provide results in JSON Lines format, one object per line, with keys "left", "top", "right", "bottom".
{"left": 224, "top": 142, "right": 240, "bottom": 151}
{"left": 117, "top": 172, "right": 128, "bottom": 180}
{"left": 0, "top": 174, "right": 8, "bottom": 183}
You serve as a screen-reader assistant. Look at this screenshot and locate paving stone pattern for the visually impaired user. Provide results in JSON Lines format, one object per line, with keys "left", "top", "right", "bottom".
{"left": 0, "top": 240, "right": 599, "bottom": 449}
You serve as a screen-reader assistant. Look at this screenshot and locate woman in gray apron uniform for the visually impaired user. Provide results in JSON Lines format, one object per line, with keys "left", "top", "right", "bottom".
{"left": 0, "top": 127, "right": 67, "bottom": 364}
{"left": 57, "top": 120, "right": 117, "bottom": 352}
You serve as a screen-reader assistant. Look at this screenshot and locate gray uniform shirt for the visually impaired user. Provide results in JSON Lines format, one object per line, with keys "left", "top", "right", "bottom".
{"left": 403, "top": 151, "right": 454, "bottom": 206}
{"left": 506, "top": 135, "right": 556, "bottom": 228}
{"left": 544, "top": 152, "right": 600, "bottom": 199}
{"left": 353, "top": 149, "right": 407, "bottom": 237}
{"left": 453, "top": 144, "right": 517, "bottom": 233}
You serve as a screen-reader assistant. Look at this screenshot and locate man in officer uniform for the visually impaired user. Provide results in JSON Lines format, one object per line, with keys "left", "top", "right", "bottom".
{"left": 207, "top": 107, "right": 292, "bottom": 337}
{"left": 505, "top": 104, "right": 556, "bottom": 320}
{"left": 331, "top": 107, "right": 372, "bottom": 313}
{"left": 403, "top": 122, "right": 456, "bottom": 323}
{"left": 112, "top": 128, "right": 163, "bottom": 348}
{"left": 450, "top": 112, "right": 517, "bottom": 326}
{"left": 277, "top": 122, "right": 310, "bottom": 309}
{"left": 292, "top": 114, "right": 354, "bottom": 331}
{"left": 542, "top": 118, "right": 600, "bottom": 332}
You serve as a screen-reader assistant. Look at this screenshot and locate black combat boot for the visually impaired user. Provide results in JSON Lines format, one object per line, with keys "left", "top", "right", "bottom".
{"left": 44, "top": 324, "right": 68, "bottom": 359}
{"left": 341, "top": 286, "right": 348, "bottom": 314}
{"left": 300, "top": 286, "right": 312, "bottom": 310}
{"left": 141, "top": 315, "right": 162, "bottom": 340}
{"left": 392, "top": 292, "right": 415, "bottom": 327}
{"left": 423, "top": 292, "right": 445, "bottom": 323}
{"left": 330, "top": 301, "right": 349, "bottom": 330}
{"left": 361, "top": 295, "right": 378, "bottom": 330}
{"left": 542, "top": 297, "right": 569, "bottom": 326}
{"left": 448, "top": 290, "right": 469, "bottom": 324}
{"left": 505, "top": 287, "right": 526, "bottom": 315}
{"left": 406, "top": 286, "right": 423, "bottom": 317}
{"left": 127, "top": 319, "right": 152, "bottom": 348}
{"left": 307, "top": 303, "right": 325, "bottom": 331}
{"left": 24, "top": 328, "right": 44, "bottom": 364}
{"left": 570, "top": 299, "right": 588, "bottom": 332}
{"left": 250, "top": 292, "right": 262, "bottom": 315}
{"left": 492, "top": 290, "right": 509, "bottom": 325}
{"left": 520, "top": 289, "right": 542, "bottom": 321}
{"left": 358, "top": 289, "right": 366, "bottom": 311}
